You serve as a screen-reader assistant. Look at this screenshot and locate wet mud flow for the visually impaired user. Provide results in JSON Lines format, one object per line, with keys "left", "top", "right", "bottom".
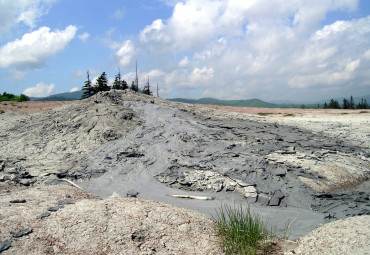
{"left": 75, "top": 101, "right": 369, "bottom": 240}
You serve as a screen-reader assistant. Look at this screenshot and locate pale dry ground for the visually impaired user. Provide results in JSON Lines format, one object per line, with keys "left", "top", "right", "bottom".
{"left": 0, "top": 184, "right": 223, "bottom": 255}
{"left": 0, "top": 101, "right": 72, "bottom": 114}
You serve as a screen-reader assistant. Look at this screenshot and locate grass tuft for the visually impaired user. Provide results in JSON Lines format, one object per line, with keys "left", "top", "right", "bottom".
{"left": 214, "top": 204, "right": 277, "bottom": 255}
{"left": 0, "top": 110, "right": 4, "bottom": 114}
{"left": 283, "top": 113, "right": 294, "bottom": 117}
{"left": 257, "top": 112, "right": 274, "bottom": 116}
{"left": 359, "top": 111, "right": 369, "bottom": 114}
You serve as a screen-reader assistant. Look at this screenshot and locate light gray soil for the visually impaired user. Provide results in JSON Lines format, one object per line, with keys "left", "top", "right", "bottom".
{"left": 0, "top": 90, "right": 369, "bottom": 253}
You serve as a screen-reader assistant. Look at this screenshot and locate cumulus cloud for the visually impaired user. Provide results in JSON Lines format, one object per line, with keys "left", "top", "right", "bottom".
{"left": 0, "top": 25, "right": 77, "bottom": 69}
{"left": 0, "top": 0, "right": 56, "bottom": 34}
{"left": 70, "top": 87, "right": 79, "bottom": 92}
{"left": 112, "top": 40, "right": 136, "bottom": 67}
{"left": 133, "top": 0, "right": 369, "bottom": 101}
{"left": 23, "top": 82, "right": 55, "bottom": 97}
{"left": 78, "top": 32, "right": 90, "bottom": 42}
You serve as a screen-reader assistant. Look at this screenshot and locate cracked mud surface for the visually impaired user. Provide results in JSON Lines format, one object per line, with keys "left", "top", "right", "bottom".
{"left": 1, "top": 90, "right": 369, "bottom": 253}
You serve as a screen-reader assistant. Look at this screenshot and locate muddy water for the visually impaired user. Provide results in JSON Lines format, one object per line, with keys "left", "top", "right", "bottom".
{"left": 75, "top": 101, "right": 364, "bottom": 240}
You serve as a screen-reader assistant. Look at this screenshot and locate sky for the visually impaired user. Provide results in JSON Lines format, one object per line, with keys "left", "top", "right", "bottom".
{"left": 0, "top": 0, "right": 369, "bottom": 102}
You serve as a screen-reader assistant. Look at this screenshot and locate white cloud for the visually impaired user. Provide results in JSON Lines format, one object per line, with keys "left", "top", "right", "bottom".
{"left": 111, "top": 9, "right": 125, "bottom": 20}
{"left": 78, "top": 32, "right": 90, "bottom": 42}
{"left": 179, "top": 57, "right": 190, "bottom": 67}
{"left": 112, "top": 40, "right": 136, "bottom": 67}
{"left": 0, "top": 0, "right": 57, "bottom": 34}
{"left": 23, "top": 82, "right": 55, "bottom": 97}
{"left": 133, "top": 0, "right": 370, "bottom": 101}
{"left": 0, "top": 25, "right": 77, "bottom": 69}
{"left": 70, "top": 87, "right": 79, "bottom": 92}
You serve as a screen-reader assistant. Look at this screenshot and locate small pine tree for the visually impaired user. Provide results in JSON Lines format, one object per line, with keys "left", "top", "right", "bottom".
{"left": 323, "top": 102, "right": 328, "bottom": 109}
{"left": 328, "top": 99, "right": 340, "bottom": 109}
{"left": 112, "top": 68, "right": 128, "bottom": 90}
{"left": 142, "top": 77, "right": 152, "bottom": 95}
{"left": 343, "top": 98, "right": 349, "bottom": 109}
{"left": 81, "top": 70, "right": 94, "bottom": 99}
{"left": 94, "top": 72, "right": 110, "bottom": 92}
{"left": 349, "top": 95, "right": 355, "bottom": 109}
{"left": 130, "top": 81, "right": 138, "bottom": 92}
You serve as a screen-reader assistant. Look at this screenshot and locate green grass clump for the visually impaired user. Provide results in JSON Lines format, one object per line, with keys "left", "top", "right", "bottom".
{"left": 359, "top": 111, "right": 369, "bottom": 114}
{"left": 0, "top": 110, "right": 4, "bottom": 114}
{"left": 341, "top": 112, "right": 349, "bottom": 115}
{"left": 257, "top": 112, "right": 274, "bottom": 116}
{"left": 283, "top": 113, "right": 294, "bottom": 117}
{"left": 214, "top": 204, "right": 276, "bottom": 255}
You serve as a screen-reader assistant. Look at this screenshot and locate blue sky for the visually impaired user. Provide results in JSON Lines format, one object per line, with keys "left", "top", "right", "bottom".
{"left": 0, "top": 0, "right": 369, "bottom": 101}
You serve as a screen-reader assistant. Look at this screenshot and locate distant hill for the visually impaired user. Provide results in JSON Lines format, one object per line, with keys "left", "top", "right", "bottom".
{"left": 169, "top": 97, "right": 284, "bottom": 108}
{"left": 32, "top": 90, "right": 83, "bottom": 101}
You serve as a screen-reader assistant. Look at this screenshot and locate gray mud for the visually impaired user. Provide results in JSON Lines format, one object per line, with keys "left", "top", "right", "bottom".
{"left": 1, "top": 90, "right": 369, "bottom": 241}
{"left": 67, "top": 93, "right": 369, "bottom": 240}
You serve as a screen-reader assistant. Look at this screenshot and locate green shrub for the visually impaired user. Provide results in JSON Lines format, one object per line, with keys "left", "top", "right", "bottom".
{"left": 359, "top": 111, "right": 369, "bottom": 114}
{"left": 0, "top": 110, "right": 4, "bottom": 114}
{"left": 257, "top": 113, "right": 274, "bottom": 116}
{"left": 214, "top": 204, "right": 276, "bottom": 255}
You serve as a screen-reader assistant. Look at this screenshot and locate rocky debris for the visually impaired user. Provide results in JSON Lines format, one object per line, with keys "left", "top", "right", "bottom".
{"left": 9, "top": 199, "right": 26, "bottom": 203}
{"left": 269, "top": 190, "right": 285, "bottom": 206}
{"left": 0, "top": 240, "right": 11, "bottom": 253}
{"left": 36, "top": 212, "right": 51, "bottom": 220}
{"left": 47, "top": 205, "right": 63, "bottom": 212}
{"left": 11, "top": 228, "right": 32, "bottom": 238}
{"left": 126, "top": 190, "right": 139, "bottom": 198}
{"left": 57, "top": 199, "right": 74, "bottom": 205}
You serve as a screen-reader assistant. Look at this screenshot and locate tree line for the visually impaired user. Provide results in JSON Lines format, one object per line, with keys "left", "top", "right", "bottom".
{"left": 0, "top": 92, "right": 30, "bottom": 102}
{"left": 81, "top": 69, "right": 152, "bottom": 99}
{"left": 322, "top": 95, "right": 369, "bottom": 109}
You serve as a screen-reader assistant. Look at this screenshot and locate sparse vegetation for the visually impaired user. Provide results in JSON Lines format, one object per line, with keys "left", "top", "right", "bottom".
{"left": 284, "top": 113, "right": 294, "bottom": 117}
{"left": 214, "top": 204, "right": 277, "bottom": 255}
{"left": 0, "top": 110, "right": 4, "bottom": 114}
{"left": 359, "top": 111, "right": 369, "bottom": 114}
{"left": 0, "top": 92, "right": 29, "bottom": 102}
{"left": 257, "top": 112, "right": 274, "bottom": 116}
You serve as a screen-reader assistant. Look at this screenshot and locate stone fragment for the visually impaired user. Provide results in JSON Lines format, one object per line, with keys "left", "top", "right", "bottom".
{"left": 268, "top": 190, "right": 285, "bottom": 206}
{"left": 57, "top": 199, "right": 74, "bottom": 205}
{"left": 11, "top": 228, "right": 33, "bottom": 238}
{"left": 244, "top": 186, "right": 258, "bottom": 199}
{"left": 126, "top": 190, "right": 139, "bottom": 198}
{"left": 0, "top": 240, "right": 11, "bottom": 253}
{"left": 274, "top": 167, "right": 287, "bottom": 177}
{"left": 48, "top": 205, "right": 63, "bottom": 212}
{"left": 37, "top": 212, "right": 51, "bottom": 219}
{"left": 9, "top": 199, "right": 26, "bottom": 203}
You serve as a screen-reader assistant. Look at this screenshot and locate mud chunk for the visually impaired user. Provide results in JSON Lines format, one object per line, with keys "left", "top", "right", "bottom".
{"left": 11, "top": 228, "right": 32, "bottom": 238}
{"left": 48, "top": 205, "right": 63, "bottom": 212}
{"left": 9, "top": 199, "right": 26, "bottom": 203}
{"left": 126, "top": 190, "right": 139, "bottom": 198}
{"left": 37, "top": 212, "right": 51, "bottom": 220}
{"left": 0, "top": 240, "right": 11, "bottom": 253}
{"left": 269, "top": 190, "right": 285, "bottom": 206}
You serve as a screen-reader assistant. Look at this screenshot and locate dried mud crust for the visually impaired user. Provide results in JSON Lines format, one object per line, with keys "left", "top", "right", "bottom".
{"left": 283, "top": 215, "right": 370, "bottom": 255}
{"left": 0, "top": 91, "right": 141, "bottom": 184}
{"left": 0, "top": 184, "right": 223, "bottom": 255}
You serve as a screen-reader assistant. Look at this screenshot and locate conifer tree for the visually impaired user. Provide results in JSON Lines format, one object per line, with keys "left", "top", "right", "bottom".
{"left": 343, "top": 98, "right": 350, "bottom": 109}
{"left": 130, "top": 81, "right": 138, "bottom": 92}
{"left": 112, "top": 69, "right": 122, "bottom": 90}
{"left": 142, "top": 76, "right": 152, "bottom": 95}
{"left": 349, "top": 95, "right": 355, "bottom": 109}
{"left": 81, "top": 70, "right": 94, "bottom": 99}
{"left": 94, "top": 72, "right": 110, "bottom": 92}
